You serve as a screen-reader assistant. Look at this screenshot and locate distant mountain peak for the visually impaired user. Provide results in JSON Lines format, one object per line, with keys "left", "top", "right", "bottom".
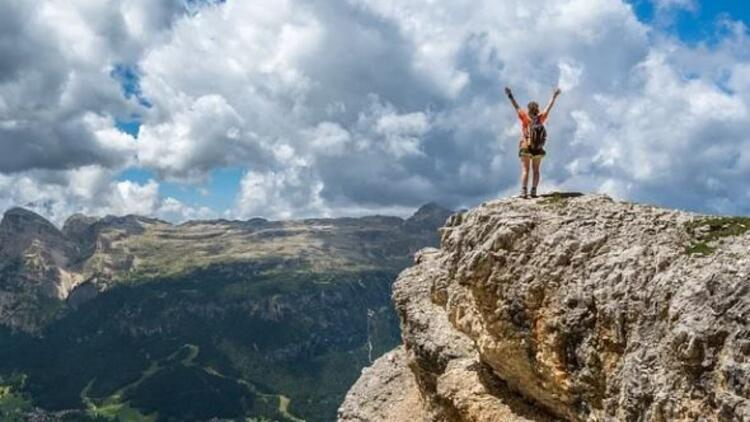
{"left": 99, "top": 214, "right": 169, "bottom": 226}
{"left": 411, "top": 202, "right": 450, "bottom": 217}
{"left": 403, "top": 202, "right": 453, "bottom": 236}
{"left": 63, "top": 213, "right": 97, "bottom": 226}
{"left": 3, "top": 206, "right": 48, "bottom": 220}
{"left": 1, "top": 207, "right": 63, "bottom": 237}
{"left": 407, "top": 202, "right": 452, "bottom": 223}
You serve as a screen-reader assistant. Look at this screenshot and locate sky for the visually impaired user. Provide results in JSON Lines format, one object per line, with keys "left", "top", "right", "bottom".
{"left": 0, "top": 0, "right": 749, "bottom": 224}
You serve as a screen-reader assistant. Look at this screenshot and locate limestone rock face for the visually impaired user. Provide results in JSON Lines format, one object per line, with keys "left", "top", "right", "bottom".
{"left": 0, "top": 207, "right": 77, "bottom": 271}
{"left": 338, "top": 347, "right": 425, "bottom": 422}
{"left": 0, "top": 208, "right": 82, "bottom": 293}
{"left": 340, "top": 194, "right": 750, "bottom": 421}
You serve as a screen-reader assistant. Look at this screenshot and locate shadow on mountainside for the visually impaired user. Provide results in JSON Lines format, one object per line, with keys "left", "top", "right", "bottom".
{"left": 472, "top": 362, "right": 562, "bottom": 422}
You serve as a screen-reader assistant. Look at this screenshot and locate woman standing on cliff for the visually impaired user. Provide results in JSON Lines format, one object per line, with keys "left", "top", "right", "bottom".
{"left": 504, "top": 87, "right": 562, "bottom": 198}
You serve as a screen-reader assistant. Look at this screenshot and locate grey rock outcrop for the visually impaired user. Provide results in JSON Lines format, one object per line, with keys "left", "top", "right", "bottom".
{"left": 340, "top": 194, "right": 750, "bottom": 421}
{"left": 338, "top": 347, "right": 425, "bottom": 422}
{"left": 0, "top": 207, "right": 77, "bottom": 272}
{"left": 0, "top": 208, "right": 85, "bottom": 330}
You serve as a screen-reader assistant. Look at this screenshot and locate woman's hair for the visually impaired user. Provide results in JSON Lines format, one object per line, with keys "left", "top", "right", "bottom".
{"left": 527, "top": 101, "right": 540, "bottom": 117}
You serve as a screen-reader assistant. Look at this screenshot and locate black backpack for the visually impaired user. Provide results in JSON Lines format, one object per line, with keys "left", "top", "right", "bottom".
{"left": 528, "top": 115, "right": 547, "bottom": 149}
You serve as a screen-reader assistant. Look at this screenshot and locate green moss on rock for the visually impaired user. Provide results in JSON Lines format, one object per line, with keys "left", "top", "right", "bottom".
{"left": 684, "top": 216, "right": 750, "bottom": 255}
{"left": 539, "top": 194, "right": 569, "bottom": 207}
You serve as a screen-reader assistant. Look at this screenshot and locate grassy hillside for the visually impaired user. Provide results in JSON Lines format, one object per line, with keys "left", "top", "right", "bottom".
{"left": 0, "top": 204, "right": 452, "bottom": 421}
{"left": 0, "top": 264, "right": 401, "bottom": 421}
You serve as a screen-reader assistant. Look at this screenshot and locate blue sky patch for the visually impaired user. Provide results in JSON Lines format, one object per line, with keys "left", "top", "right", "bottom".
{"left": 115, "top": 117, "right": 141, "bottom": 138}
{"left": 111, "top": 64, "right": 152, "bottom": 108}
{"left": 117, "top": 167, "right": 242, "bottom": 214}
{"left": 629, "top": 0, "right": 750, "bottom": 45}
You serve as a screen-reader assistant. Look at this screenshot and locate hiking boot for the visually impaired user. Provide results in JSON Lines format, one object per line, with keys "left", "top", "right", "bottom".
{"left": 520, "top": 187, "right": 528, "bottom": 199}
{"left": 530, "top": 187, "right": 538, "bottom": 198}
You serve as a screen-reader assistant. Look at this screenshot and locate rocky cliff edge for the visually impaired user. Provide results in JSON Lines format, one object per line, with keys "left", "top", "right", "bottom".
{"left": 339, "top": 193, "right": 750, "bottom": 421}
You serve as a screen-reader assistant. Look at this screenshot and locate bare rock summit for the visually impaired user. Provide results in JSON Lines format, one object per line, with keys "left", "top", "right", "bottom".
{"left": 339, "top": 193, "right": 750, "bottom": 421}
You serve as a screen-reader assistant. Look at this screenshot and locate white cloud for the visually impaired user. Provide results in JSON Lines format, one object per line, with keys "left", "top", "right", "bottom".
{"left": 0, "top": 166, "right": 212, "bottom": 225}
{"left": 155, "top": 196, "right": 216, "bottom": 222}
{"left": 2, "top": 0, "right": 750, "bottom": 222}
{"left": 558, "top": 60, "right": 584, "bottom": 91}
{"left": 374, "top": 110, "right": 430, "bottom": 158}
{"left": 0, "top": 1, "right": 157, "bottom": 173}
{"left": 729, "top": 63, "right": 750, "bottom": 101}
{"left": 133, "top": 0, "right": 749, "bottom": 216}
{"left": 305, "top": 122, "right": 351, "bottom": 157}
{"left": 234, "top": 168, "right": 326, "bottom": 220}
{"left": 137, "top": 94, "right": 248, "bottom": 181}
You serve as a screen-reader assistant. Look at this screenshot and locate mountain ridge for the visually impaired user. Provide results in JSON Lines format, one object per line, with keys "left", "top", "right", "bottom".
{"left": 0, "top": 202, "right": 452, "bottom": 333}
{"left": 1, "top": 202, "right": 451, "bottom": 231}
{"left": 0, "top": 202, "right": 454, "bottom": 421}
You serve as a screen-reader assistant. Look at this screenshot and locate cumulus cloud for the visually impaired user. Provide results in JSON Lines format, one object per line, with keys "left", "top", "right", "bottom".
{"left": 0, "top": 0, "right": 167, "bottom": 173}
{"left": 0, "top": 0, "right": 218, "bottom": 220}
{"left": 0, "top": 166, "right": 213, "bottom": 225}
{"left": 137, "top": 94, "right": 249, "bottom": 181}
{"left": 0, "top": 3, "right": 125, "bottom": 172}
{"left": 305, "top": 122, "right": 351, "bottom": 157}
{"left": 375, "top": 110, "right": 431, "bottom": 158}
{"left": 1, "top": 0, "right": 750, "bottom": 222}
{"left": 234, "top": 168, "right": 325, "bottom": 220}
{"left": 130, "top": 0, "right": 670, "bottom": 218}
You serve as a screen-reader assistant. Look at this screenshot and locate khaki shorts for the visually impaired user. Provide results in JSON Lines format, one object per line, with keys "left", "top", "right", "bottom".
{"left": 519, "top": 147, "right": 546, "bottom": 158}
{"left": 518, "top": 139, "right": 546, "bottom": 158}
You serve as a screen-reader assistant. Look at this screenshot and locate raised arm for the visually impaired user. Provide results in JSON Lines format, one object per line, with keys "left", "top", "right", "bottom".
{"left": 504, "top": 87, "right": 521, "bottom": 111}
{"left": 543, "top": 88, "right": 562, "bottom": 116}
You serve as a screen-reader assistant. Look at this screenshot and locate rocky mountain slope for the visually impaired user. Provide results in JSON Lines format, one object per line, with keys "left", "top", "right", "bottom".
{"left": 0, "top": 203, "right": 450, "bottom": 333}
{"left": 0, "top": 203, "right": 451, "bottom": 421}
{"left": 339, "top": 193, "right": 750, "bottom": 421}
